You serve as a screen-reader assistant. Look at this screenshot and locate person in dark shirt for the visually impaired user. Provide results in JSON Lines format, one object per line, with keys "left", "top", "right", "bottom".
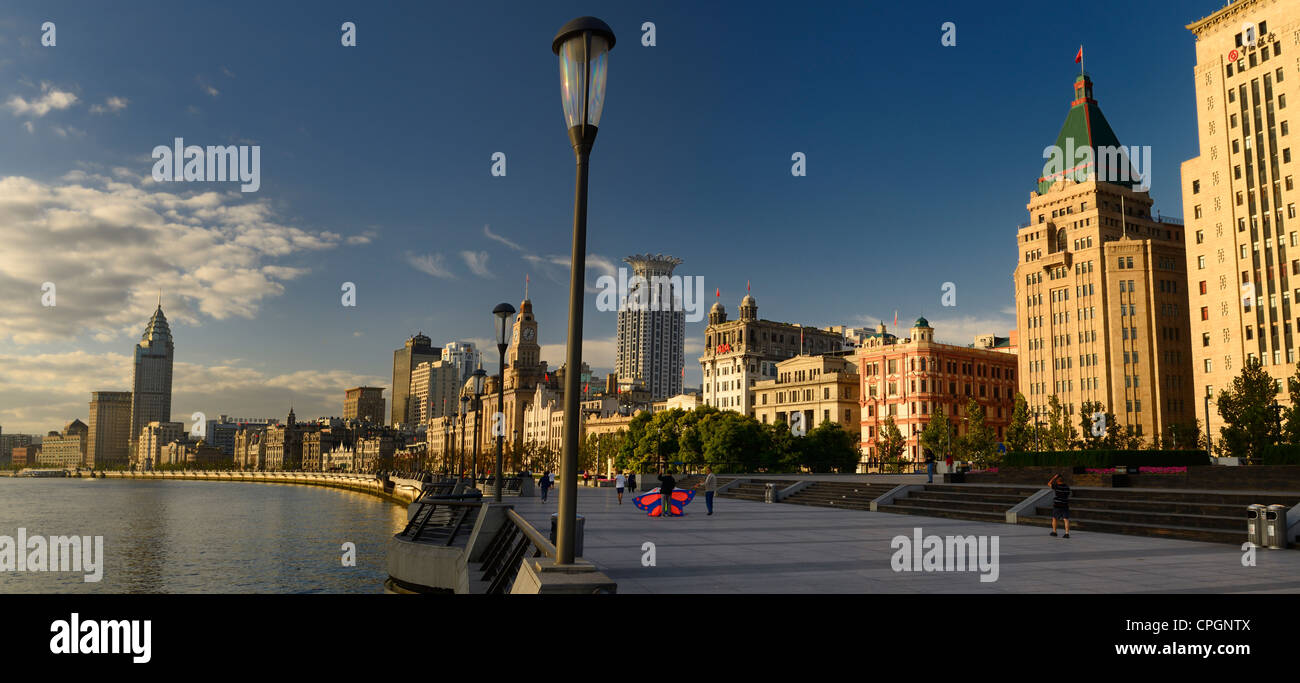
{"left": 1048, "top": 474, "right": 1071, "bottom": 538}
{"left": 658, "top": 471, "right": 677, "bottom": 518}
{"left": 924, "top": 449, "right": 935, "bottom": 483}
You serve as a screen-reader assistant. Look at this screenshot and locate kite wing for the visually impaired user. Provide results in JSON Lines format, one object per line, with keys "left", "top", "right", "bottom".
{"left": 632, "top": 488, "right": 695, "bottom": 516}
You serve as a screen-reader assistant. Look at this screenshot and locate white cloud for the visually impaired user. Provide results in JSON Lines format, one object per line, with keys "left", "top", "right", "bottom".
{"left": 22, "top": 120, "right": 33, "bottom": 134}
{"left": 89, "top": 96, "right": 129, "bottom": 114}
{"left": 460, "top": 250, "right": 492, "bottom": 278}
{"left": 5, "top": 82, "right": 78, "bottom": 117}
{"left": 523, "top": 253, "right": 615, "bottom": 293}
{"left": 0, "top": 350, "right": 386, "bottom": 434}
{"left": 539, "top": 336, "right": 617, "bottom": 373}
{"left": 0, "top": 172, "right": 344, "bottom": 345}
{"left": 849, "top": 311, "right": 1014, "bottom": 347}
{"left": 483, "top": 224, "right": 522, "bottom": 251}
{"left": 196, "top": 77, "right": 219, "bottom": 98}
{"left": 406, "top": 252, "right": 453, "bottom": 279}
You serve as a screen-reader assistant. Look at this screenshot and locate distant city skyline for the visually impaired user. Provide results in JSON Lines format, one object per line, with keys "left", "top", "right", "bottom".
{"left": 0, "top": 1, "right": 1230, "bottom": 433}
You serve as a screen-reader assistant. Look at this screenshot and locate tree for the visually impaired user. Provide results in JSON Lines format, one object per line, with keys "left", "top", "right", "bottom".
{"left": 956, "top": 399, "right": 998, "bottom": 466}
{"left": 1284, "top": 362, "right": 1300, "bottom": 444}
{"left": 1006, "top": 393, "right": 1034, "bottom": 452}
{"left": 920, "top": 406, "right": 954, "bottom": 461}
{"left": 879, "top": 415, "right": 905, "bottom": 471}
{"left": 1216, "top": 357, "right": 1282, "bottom": 462}
{"left": 799, "top": 421, "right": 860, "bottom": 473}
{"left": 1045, "top": 395, "right": 1076, "bottom": 450}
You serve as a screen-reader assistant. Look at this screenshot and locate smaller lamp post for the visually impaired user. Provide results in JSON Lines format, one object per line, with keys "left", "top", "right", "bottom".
{"left": 459, "top": 394, "right": 469, "bottom": 484}
{"left": 492, "top": 302, "right": 517, "bottom": 501}
{"left": 471, "top": 366, "right": 487, "bottom": 487}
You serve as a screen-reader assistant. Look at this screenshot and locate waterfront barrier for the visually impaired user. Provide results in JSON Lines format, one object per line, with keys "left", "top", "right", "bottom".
{"left": 91, "top": 470, "right": 425, "bottom": 504}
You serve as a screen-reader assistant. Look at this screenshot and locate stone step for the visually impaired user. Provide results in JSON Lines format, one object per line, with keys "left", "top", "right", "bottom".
{"left": 892, "top": 497, "right": 1010, "bottom": 513}
{"left": 922, "top": 484, "right": 1043, "bottom": 497}
{"left": 1070, "top": 489, "right": 1299, "bottom": 506}
{"left": 783, "top": 498, "right": 874, "bottom": 510}
{"left": 875, "top": 504, "right": 1007, "bottom": 523}
{"left": 907, "top": 490, "right": 1028, "bottom": 504}
{"left": 1035, "top": 506, "right": 1244, "bottom": 531}
{"left": 1067, "top": 497, "right": 1269, "bottom": 516}
{"left": 1016, "top": 514, "right": 1248, "bottom": 545}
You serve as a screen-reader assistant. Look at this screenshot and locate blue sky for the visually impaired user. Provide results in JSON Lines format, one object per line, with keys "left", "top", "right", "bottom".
{"left": 0, "top": 0, "right": 1230, "bottom": 432}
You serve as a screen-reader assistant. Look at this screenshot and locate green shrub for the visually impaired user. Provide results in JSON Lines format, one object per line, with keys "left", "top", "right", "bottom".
{"left": 1002, "top": 450, "right": 1211, "bottom": 468}
{"left": 1259, "top": 444, "right": 1300, "bottom": 465}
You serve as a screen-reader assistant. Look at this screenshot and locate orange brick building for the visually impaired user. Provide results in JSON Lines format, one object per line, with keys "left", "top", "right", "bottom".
{"left": 858, "top": 318, "right": 1019, "bottom": 465}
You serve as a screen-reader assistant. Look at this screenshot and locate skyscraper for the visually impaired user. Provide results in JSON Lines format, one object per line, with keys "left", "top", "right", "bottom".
{"left": 1181, "top": 1, "right": 1299, "bottom": 430}
{"left": 88, "top": 391, "right": 132, "bottom": 469}
{"left": 1014, "top": 72, "right": 1195, "bottom": 443}
{"left": 130, "top": 303, "right": 175, "bottom": 465}
{"left": 440, "top": 341, "right": 482, "bottom": 383}
{"left": 616, "top": 254, "right": 685, "bottom": 401}
{"left": 391, "top": 333, "right": 441, "bottom": 426}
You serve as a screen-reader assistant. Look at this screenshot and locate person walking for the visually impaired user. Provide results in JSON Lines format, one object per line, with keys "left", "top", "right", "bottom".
{"left": 1048, "top": 473, "right": 1071, "bottom": 538}
{"left": 703, "top": 466, "right": 717, "bottom": 516}
{"left": 539, "top": 469, "right": 553, "bottom": 502}
{"left": 924, "top": 449, "right": 935, "bottom": 483}
{"left": 657, "top": 471, "right": 676, "bottom": 518}
{"left": 627, "top": 472, "right": 637, "bottom": 493}
{"left": 614, "top": 471, "right": 626, "bottom": 504}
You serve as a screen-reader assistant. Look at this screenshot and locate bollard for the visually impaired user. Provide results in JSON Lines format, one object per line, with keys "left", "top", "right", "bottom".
{"left": 764, "top": 483, "right": 777, "bottom": 504}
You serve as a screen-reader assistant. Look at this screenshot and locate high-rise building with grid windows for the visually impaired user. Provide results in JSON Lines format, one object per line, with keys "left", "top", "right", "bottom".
{"left": 616, "top": 254, "right": 685, "bottom": 401}
{"left": 1182, "top": 0, "right": 1300, "bottom": 433}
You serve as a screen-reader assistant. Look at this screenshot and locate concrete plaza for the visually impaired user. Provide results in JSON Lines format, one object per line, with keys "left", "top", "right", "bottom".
{"left": 508, "top": 486, "right": 1300, "bottom": 593}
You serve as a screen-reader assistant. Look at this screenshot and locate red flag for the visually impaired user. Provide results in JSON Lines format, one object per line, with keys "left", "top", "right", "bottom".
{"left": 715, "top": 287, "right": 720, "bottom": 298}
{"left": 747, "top": 280, "right": 750, "bottom": 292}
{"left": 893, "top": 310, "right": 898, "bottom": 328}
{"left": 1074, "top": 45, "right": 1082, "bottom": 63}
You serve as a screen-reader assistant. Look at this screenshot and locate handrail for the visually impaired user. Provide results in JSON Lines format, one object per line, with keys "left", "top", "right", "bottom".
{"left": 505, "top": 509, "right": 556, "bottom": 558}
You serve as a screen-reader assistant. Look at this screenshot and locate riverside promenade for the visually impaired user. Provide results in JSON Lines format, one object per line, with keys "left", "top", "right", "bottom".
{"left": 505, "top": 486, "right": 1300, "bottom": 593}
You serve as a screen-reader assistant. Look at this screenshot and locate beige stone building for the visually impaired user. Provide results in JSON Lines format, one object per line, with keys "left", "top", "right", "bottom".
{"left": 1015, "top": 72, "right": 1196, "bottom": 443}
{"left": 1182, "top": 0, "right": 1300, "bottom": 434}
{"left": 38, "top": 420, "right": 88, "bottom": 468}
{"left": 138, "top": 421, "right": 184, "bottom": 469}
{"left": 343, "top": 386, "right": 385, "bottom": 424}
{"left": 88, "top": 391, "right": 132, "bottom": 469}
{"left": 753, "top": 354, "right": 860, "bottom": 436}
{"left": 233, "top": 428, "right": 266, "bottom": 470}
{"left": 700, "top": 294, "right": 847, "bottom": 417}
{"left": 409, "top": 360, "right": 461, "bottom": 424}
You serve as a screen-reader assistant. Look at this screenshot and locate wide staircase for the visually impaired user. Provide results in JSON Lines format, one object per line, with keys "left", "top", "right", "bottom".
{"left": 782, "top": 481, "right": 900, "bottom": 510}
{"left": 876, "top": 484, "right": 1041, "bottom": 523}
{"left": 1016, "top": 488, "right": 1300, "bottom": 545}
{"left": 719, "top": 479, "right": 797, "bottom": 502}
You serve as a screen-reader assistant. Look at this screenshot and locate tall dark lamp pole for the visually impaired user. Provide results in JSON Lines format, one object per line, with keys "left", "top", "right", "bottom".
{"left": 552, "top": 16, "right": 615, "bottom": 565}
{"left": 471, "top": 366, "right": 487, "bottom": 487}
{"left": 493, "top": 302, "right": 517, "bottom": 502}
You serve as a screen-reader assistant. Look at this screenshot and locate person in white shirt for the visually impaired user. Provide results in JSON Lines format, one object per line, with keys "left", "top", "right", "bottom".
{"left": 614, "top": 472, "right": 626, "bottom": 504}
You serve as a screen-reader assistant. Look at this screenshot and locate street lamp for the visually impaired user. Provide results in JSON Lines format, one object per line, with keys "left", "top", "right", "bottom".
{"left": 492, "top": 302, "right": 517, "bottom": 502}
{"left": 471, "top": 366, "right": 487, "bottom": 487}
{"left": 459, "top": 394, "right": 469, "bottom": 485}
{"left": 552, "top": 15, "right": 615, "bottom": 566}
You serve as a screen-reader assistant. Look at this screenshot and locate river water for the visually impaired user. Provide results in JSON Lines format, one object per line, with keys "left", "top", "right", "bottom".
{"left": 0, "top": 477, "right": 407, "bottom": 593}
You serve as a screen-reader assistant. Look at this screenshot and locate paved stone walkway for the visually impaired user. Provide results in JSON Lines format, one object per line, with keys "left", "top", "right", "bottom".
{"left": 509, "top": 486, "right": 1300, "bottom": 593}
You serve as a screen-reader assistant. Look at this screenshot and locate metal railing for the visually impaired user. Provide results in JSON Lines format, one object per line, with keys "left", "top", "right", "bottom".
{"left": 478, "top": 509, "right": 555, "bottom": 594}
{"left": 397, "top": 492, "right": 483, "bottom": 546}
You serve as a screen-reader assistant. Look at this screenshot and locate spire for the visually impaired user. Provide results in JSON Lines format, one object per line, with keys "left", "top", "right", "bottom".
{"left": 1037, "top": 72, "right": 1138, "bottom": 194}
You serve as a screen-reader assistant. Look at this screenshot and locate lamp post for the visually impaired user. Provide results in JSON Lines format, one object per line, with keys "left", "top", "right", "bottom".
{"left": 471, "top": 366, "right": 486, "bottom": 487}
{"left": 552, "top": 15, "right": 615, "bottom": 566}
{"left": 492, "top": 302, "right": 517, "bottom": 502}
{"left": 459, "top": 395, "right": 469, "bottom": 484}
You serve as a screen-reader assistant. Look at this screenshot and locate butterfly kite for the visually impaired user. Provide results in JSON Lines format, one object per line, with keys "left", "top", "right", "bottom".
{"left": 633, "top": 488, "right": 696, "bottom": 517}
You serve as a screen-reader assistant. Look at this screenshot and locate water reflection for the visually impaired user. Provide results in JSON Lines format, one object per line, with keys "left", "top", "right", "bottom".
{"left": 0, "top": 478, "right": 407, "bottom": 594}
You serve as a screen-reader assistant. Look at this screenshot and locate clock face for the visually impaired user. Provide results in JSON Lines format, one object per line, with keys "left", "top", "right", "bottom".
{"left": 523, "top": 327, "right": 535, "bottom": 342}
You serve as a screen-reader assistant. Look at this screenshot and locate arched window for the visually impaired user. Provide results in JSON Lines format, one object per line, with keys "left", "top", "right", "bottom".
{"left": 1057, "top": 228, "right": 1068, "bottom": 251}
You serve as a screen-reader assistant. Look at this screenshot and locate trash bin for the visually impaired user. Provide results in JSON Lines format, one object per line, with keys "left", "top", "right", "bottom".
{"left": 764, "top": 483, "right": 777, "bottom": 503}
{"left": 549, "top": 513, "right": 585, "bottom": 557}
{"left": 1264, "top": 504, "right": 1289, "bottom": 550}
{"left": 1246, "top": 504, "right": 1267, "bottom": 547}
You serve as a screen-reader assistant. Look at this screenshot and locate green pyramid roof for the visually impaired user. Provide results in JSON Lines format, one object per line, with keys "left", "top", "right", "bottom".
{"left": 1037, "top": 74, "right": 1139, "bottom": 194}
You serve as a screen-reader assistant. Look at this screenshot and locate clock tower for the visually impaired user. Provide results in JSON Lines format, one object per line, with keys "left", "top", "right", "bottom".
{"left": 507, "top": 297, "right": 543, "bottom": 389}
